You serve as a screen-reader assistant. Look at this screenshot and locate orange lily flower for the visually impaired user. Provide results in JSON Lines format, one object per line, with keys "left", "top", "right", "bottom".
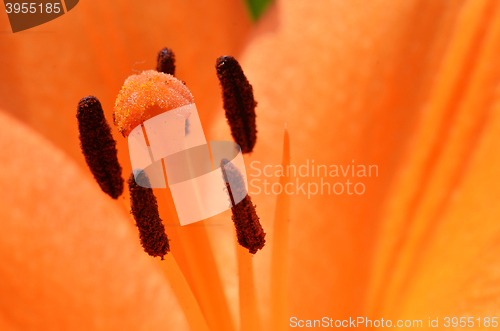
{"left": 1, "top": 0, "right": 499, "bottom": 330}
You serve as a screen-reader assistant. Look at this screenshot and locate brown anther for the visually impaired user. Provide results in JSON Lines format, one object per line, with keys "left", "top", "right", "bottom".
{"left": 216, "top": 55, "right": 257, "bottom": 154}
{"left": 128, "top": 171, "right": 170, "bottom": 259}
{"left": 77, "top": 96, "right": 124, "bottom": 199}
{"left": 221, "top": 159, "right": 265, "bottom": 254}
{"left": 156, "top": 47, "right": 176, "bottom": 76}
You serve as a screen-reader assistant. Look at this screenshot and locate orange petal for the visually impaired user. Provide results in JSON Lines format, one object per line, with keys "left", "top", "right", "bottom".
{"left": 370, "top": 0, "right": 500, "bottom": 320}
{"left": 0, "top": 110, "right": 188, "bottom": 330}
{"left": 209, "top": 0, "right": 468, "bottom": 325}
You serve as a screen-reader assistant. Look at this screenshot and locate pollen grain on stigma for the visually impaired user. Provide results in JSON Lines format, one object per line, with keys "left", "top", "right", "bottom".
{"left": 113, "top": 70, "right": 193, "bottom": 137}
{"left": 77, "top": 96, "right": 124, "bottom": 199}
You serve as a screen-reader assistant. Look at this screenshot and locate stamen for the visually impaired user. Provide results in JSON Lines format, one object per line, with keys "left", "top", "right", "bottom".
{"left": 156, "top": 47, "right": 176, "bottom": 76}
{"left": 221, "top": 159, "right": 265, "bottom": 254}
{"left": 216, "top": 56, "right": 257, "bottom": 154}
{"left": 77, "top": 96, "right": 124, "bottom": 199}
{"left": 128, "top": 171, "right": 170, "bottom": 259}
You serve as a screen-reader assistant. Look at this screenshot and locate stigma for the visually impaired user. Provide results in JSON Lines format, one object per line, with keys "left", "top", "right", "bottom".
{"left": 113, "top": 70, "right": 194, "bottom": 137}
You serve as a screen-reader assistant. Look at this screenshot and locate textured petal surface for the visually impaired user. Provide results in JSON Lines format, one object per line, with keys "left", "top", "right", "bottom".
{"left": 370, "top": 0, "right": 500, "bottom": 320}
{"left": 207, "top": 0, "right": 500, "bottom": 327}
{"left": 0, "top": 111, "right": 187, "bottom": 331}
